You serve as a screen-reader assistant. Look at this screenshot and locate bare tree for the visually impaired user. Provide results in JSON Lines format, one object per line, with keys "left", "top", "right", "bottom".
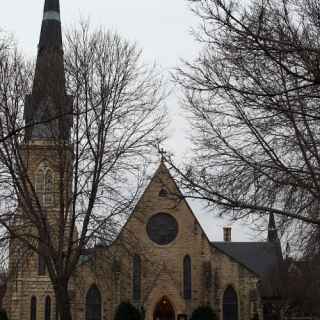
{"left": 0, "top": 31, "right": 32, "bottom": 144}
{"left": 1, "top": 23, "right": 166, "bottom": 320}
{"left": 170, "top": 0, "right": 320, "bottom": 249}
{"left": 262, "top": 257, "right": 320, "bottom": 320}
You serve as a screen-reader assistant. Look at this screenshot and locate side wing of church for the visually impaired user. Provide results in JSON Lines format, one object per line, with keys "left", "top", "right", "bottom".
{"left": 3, "top": 1, "right": 282, "bottom": 320}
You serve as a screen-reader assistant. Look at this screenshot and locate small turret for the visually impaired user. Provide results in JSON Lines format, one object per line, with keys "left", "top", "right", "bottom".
{"left": 267, "top": 213, "right": 279, "bottom": 243}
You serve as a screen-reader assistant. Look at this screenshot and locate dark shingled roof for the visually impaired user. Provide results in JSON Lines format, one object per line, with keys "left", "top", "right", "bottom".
{"left": 212, "top": 241, "right": 282, "bottom": 297}
{"left": 212, "top": 241, "right": 280, "bottom": 276}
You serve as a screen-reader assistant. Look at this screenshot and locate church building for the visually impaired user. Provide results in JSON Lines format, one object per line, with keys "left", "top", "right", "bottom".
{"left": 4, "top": 1, "right": 282, "bottom": 320}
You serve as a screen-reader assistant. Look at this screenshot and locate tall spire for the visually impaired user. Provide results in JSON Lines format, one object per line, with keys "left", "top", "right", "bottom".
{"left": 24, "top": 0, "right": 72, "bottom": 142}
{"left": 34, "top": 0, "right": 64, "bottom": 93}
{"left": 44, "top": 0, "right": 60, "bottom": 12}
{"left": 39, "top": 0, "right": 62, "bottom": 52}
{"left": 267, "top": 213, "right": 279, "bottom": 243}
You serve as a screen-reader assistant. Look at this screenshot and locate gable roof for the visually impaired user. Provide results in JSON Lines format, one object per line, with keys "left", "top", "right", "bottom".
{"left": 212, "top": 241, "right": 280, "bottom": 276}
{"left": 213, "top": 241, "right": 282, "bottom": 298}
{"left": 112, "top": 161, "right": 213, "bottom": 246}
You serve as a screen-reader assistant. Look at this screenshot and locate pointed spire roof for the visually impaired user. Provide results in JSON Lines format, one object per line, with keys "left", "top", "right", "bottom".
{"left": 39, "top": 0, "right": 62, "bottom": 51}
{"left": 33, "top": 0, "right": 64, "bottom": 98}
{"left": 44, "top": 0, "right": 60, "bottom": 12}
{"left": 268, "top": 213, "right": 279, "bottom": 243}
{"left": 24, "top": 0, "right": 72, "bottom": 142}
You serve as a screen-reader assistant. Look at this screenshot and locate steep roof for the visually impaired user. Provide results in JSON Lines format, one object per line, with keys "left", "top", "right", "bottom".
{"left": 212, "top": 241, "right": 280, "bottom": 276}
{"left": 212, "top": 241, "right": 282, "bottom": 298}
{"left": 39, "top": 0, "right": 62, "bottom": 52}
{"left": 112, "top": 161, "right": 213, "bottom": 247}
{"left": 24, "top": 0, "right": 73, "bottom": 142}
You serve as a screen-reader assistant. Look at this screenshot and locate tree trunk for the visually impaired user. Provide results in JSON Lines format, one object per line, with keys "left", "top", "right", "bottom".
{"left": 54, "top": 282, "right": 72, "bottom": 320}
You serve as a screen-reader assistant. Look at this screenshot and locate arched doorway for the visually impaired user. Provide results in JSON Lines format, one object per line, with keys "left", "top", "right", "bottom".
{"left": 153, "top": 296, "right": 175, "bottom": 320}
{"left": 223, "top": 286, "right": 238, "bottom": 320}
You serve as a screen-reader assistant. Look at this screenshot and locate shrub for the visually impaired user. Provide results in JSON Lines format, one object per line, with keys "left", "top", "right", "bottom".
{"left": 0, "top": 309, "right": 8, "bottom": 320}
{"left": 251, "top": 314, "right": 259, "bottom": 320}
{"left": 190, "top": 306, "right": 217, "bottom": 320}
{"left": 114, "top": 302, "right": 141, "bottom": 320}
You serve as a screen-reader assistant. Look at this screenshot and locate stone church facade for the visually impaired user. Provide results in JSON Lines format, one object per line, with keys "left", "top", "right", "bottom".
{"left": 3, "top": 1, "right": 282, "bottom": 320}
{"left": 69, "top": 162, "right": 280, "bottom": 320}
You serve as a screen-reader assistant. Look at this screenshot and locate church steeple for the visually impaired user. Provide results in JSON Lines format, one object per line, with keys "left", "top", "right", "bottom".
{"left": 24, "top": 0, "right": 72, "bottom": 142}
{"left": 267, "top": 213, "right": 279, "bottom": 243}
{"left": 39, "top": 0, "right": 62, "bottom": 52}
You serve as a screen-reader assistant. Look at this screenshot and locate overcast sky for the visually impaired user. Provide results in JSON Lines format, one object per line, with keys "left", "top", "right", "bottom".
{"left": 0, "top": 0, "right": 262, "bottom": 242}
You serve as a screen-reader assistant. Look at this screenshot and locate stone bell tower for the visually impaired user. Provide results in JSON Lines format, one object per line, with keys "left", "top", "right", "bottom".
{"left": 5, "top": 1, "right": 73, "bottom": 319}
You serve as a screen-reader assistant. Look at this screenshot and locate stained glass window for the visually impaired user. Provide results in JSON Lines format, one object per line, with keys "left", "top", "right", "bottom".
{"left": 86, "top": 285, "right": 102, "bottom": 320}
{"left": 147, "top": 213, "right": 178, "bottom": 245}
{"left": 44, "top": 296, "right": 51, "bottom": 320}
{"left": 183, "top": 255, "right": 192, "bottom": 299}
{"left": 223, "top": 286, "right": 238, "bottom": 320}
{"left": 30, "top": 296, "right": 37, "bottom": 320}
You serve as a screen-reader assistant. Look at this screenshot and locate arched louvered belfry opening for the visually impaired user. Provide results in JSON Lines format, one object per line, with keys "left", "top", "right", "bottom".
{"left": 223, "top": 286, "right": 239, "bottom": 320}
{"left": 35, "top": 161, "right": 54, "bottom": 207}
{"left": 44, "top": 296, "right": 51, "bottom": 320}
{"left": 183, "top": 255, "right": 192, "bottom": 299}
{"left": 86, "top": 284, "right": 102, "bottom": 320}
{"left": 30, "top": 296, "right": 37, "bottom": 320}
{"left": 132, "top": 254, "right": 141, "bottom": 301}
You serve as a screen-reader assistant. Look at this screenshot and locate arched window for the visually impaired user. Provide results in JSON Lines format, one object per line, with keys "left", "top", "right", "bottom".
{"left": 45, "top": 296, "right": 51, "bottom": 320}
{"left": 35, "top": 161, "right": 54, "bottom": 207}
{"left": 132, "top": 254, "right": 141, "bottom": 301}
{"left": 223, "top": 286, "right": 238, "bottom": 320}
{"left": 30, "top": 296, "right": 37, "bottom": 320}
{"left": 86, "top": 285, "right": 102, "bottom": 320}
{"left": 183, "top": 255, "right": 192, "bottom": 299}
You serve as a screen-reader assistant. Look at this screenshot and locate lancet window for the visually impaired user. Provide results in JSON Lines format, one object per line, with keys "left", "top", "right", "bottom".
{"left": 30, "top": 296, "right": 37, "bottom": 320}
{"left": 86, "top": 284, "right": 102, "bottom": 320}
{"left": 183, "top": 255, "right": 192, "bottom": 299}
{"left": 35, "top": 161, "right": 54, "bottom": 207}
{"left": 44, "top": 296, "right": 51, "bottom": 320}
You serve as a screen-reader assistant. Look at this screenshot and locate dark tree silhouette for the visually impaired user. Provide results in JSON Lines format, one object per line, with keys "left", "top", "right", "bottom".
{"left": 114, "top": 302, "right": 142, "bottom": 320}
{"left": 190, "top": 306, "right": 217, "bottom": 320}
{"left": 171, "top": 0, "right": 320, "bottom": 252}
{"left": 1, "top": 23, "right": 166, "bottom": 320}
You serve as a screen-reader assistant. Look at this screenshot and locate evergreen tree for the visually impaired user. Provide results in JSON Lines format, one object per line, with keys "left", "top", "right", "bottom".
{"left": 0, "top": 309, "right": 9, "bottom": 320}
{"left": 190, "top": 306, "right": 217, "bottom": 320}
{"left": 114, "top": 302, "right": 141, "bottom": 320}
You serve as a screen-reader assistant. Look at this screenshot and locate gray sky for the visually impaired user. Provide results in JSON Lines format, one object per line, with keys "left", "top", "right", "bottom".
{"left": 1, "top": 0, "right": 261, "bottom": 242}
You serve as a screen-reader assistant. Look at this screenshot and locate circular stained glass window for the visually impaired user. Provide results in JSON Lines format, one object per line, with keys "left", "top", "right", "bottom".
{"left": 147, "top": 213, "right": 178, "bottom": 245}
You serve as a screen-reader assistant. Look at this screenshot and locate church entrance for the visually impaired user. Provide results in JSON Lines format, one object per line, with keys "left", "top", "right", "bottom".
{"left": 153, "top": 296, "right": 175, "bottom": 320}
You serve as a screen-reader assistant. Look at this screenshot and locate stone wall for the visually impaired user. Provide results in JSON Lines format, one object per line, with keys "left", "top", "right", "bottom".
{"left": 71, "top": 163, "right": 260, "bottom": 320}
{"left": 5, "top": 161, "right": 261, "bottom": 320}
